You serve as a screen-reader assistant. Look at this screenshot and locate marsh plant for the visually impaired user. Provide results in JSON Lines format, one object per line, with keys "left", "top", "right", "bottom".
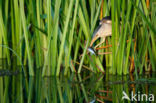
{"left": 0, "top": 0, "right": 155, "bottom": 76}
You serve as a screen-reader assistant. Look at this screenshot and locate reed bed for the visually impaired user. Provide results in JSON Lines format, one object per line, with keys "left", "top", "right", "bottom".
{"left": 0, "top": 0, "right": 155, "bottom": 76}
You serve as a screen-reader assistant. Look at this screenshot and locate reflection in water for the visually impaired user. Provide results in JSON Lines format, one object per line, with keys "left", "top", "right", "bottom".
{"left": 0, "top": 70, "right": 155, "bottom": 103}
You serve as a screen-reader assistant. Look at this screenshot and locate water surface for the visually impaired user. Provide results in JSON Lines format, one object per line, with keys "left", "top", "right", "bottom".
{"left": 0, "top": 67, "right": 155, "bottom": 103}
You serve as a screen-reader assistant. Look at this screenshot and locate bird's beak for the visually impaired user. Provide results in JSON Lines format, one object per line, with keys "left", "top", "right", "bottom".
{"left": 90, "top": 35, "right": 99, "bottom": 47}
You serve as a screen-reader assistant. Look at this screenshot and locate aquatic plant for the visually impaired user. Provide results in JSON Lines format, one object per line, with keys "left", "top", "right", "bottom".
{"left": 0, "top": 0, "right": 155, "bottom": 76}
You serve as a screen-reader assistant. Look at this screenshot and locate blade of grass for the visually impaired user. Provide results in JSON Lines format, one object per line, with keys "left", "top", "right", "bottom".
{"left": 141, "top": 0, "right": 148, "bottom": 16}
{"left": 31, "top": 0, "right": 44, "bottom": 68}
{"left": 115, "top": 3, "right": 120, "bottom": 74}
{"left": 20, "top": 0, "right": 34, "bottom": 76}
{"left": 47, "top": 0, "right": 52, "bottom": 75}
{"left": 0, "top": 15, "right": 2, "bottom": 59}
{"left": 42, "top": 0, "right": 61, "bottom": 76}
{"left": 116, "top": 0, "right": 125, "bottom": 74}
{"left": 81, "top": 0, "right": 89, "bottom": 28}
{"left": 95, "top": 57, "right": 104, "bottom": 72}
{"left": 90, "top": 0, "right": 95, "bottom": 25}
{"left": 151, "top": 2, "right": 156, "bottom": 68}
{"left": 28, "top": 77, "right": 34, "bottom": 103}
{"left": 64, "top": 0, "right": 79, "bottom": 75}
{"left": 0, "top": 6, "right": 3, "bottom": 99}
{"left": 138, "top": 25, "right": 149, "bottom": 74}
{"left": 56, "top": 0, "right": 74, "bottom": 76}
{"left": 14, "top": 0, "right": 22, "bottom": 65}
{"left": 0, "top": 4, "right": 11, "bottom": 65}
{"left": 132, "top": 2, "right": 156, "bottom": 35}
{"left": 141, "top": 0, "right": 156, "bottom": 67}
{"left": 118, "top": 0, "right": 132, "bottom": 75}
{"left": 132, "top": 0, "right": 156, "bottom": 72}
{"left": 56, "top": 78, "right": 64, "bottom": 103}
{"left": 73, "top": 27, "right": 82, "bottom": 65}
{"left": 124, "top": 0, "right": 139, "bottom": 74}
{"left": 78, "top": 6, "right": 89, "bottom": 39}
{"left": 11, "top": 0, "right": 16, "bottom": 61}
{"left": 0, "top": 77, "right": 3, "bottom": 103}
{"left": 148, "top": 43, "right": 155, "bottom": 71}
{"left": 78, "top": 74, "right": 89, "bottom": 102}
{"left": 4, "top": 0, "right": 9, "bottom": 24}
{"left": 78, "top": 40, "right": 89, "bottom": 73}
{"left": 90, "top": 0, "right": 102, "bottom": 34}
{"left": 111, "top": 0, "right": 116, "bottom": 74}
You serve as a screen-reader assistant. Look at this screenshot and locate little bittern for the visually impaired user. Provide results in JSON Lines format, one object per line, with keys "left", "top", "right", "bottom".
{"left": 90, "top": 16, "right": 112, "bottom": 49}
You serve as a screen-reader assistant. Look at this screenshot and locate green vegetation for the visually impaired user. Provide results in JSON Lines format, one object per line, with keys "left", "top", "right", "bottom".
{"left": 0, "top": 0, "right": 155, "bottom": 76}
{"left": 0, "top": 72, "right": 155, "bottom": 103}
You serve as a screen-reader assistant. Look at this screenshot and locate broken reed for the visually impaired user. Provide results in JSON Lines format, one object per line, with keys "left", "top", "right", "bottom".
{"left": 0, "top": 0, "right": 155, "bottom": 76}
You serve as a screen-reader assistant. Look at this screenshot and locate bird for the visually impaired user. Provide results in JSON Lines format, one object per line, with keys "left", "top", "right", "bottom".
{"left": 89, "top": 16, "right": 112, "bottom": 49}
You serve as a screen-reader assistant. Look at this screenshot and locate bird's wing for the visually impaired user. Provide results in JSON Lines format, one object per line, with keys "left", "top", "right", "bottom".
{"left": 92, "top": 24, "right": 102, "bottom": 39}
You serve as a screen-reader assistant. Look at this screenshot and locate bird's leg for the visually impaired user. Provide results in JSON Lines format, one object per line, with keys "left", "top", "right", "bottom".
{"left": 94, "top": 37, "right": 105, "bottom": 49}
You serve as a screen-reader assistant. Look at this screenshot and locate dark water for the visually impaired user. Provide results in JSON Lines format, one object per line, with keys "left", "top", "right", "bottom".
{"left": 0, "top": 67, "right": 156, "bottom": 103}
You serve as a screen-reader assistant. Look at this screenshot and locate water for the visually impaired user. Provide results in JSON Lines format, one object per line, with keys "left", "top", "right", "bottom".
{"left": 0, "top": 68, "right": 155, "bottom": 103}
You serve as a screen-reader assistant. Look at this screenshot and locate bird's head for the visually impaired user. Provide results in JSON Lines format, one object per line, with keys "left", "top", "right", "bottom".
{"left": 100, "top": 16, "right": 112, "bottom": 25}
